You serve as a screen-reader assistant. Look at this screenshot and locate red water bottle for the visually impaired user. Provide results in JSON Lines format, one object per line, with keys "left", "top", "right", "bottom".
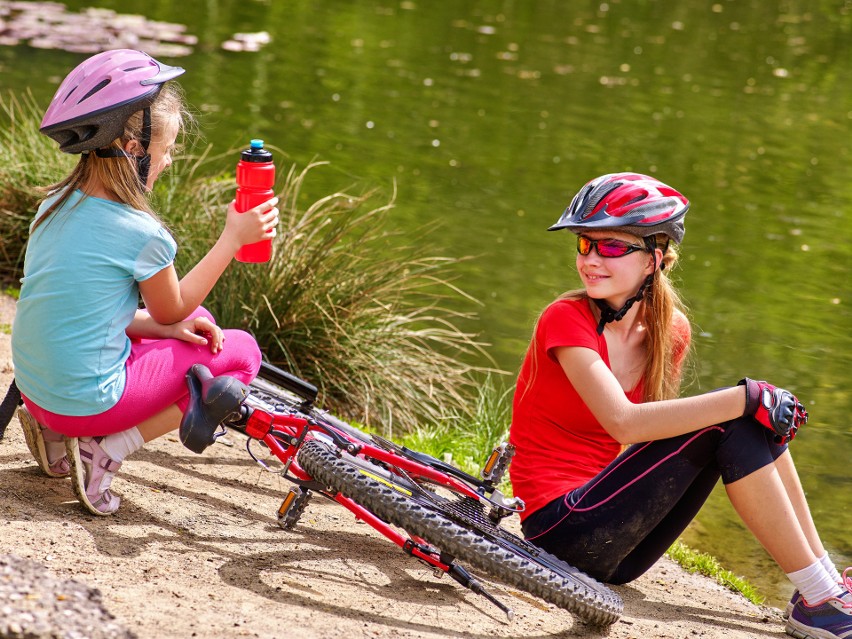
{"left": 235, "top": 139, "right": 275, "bottom": 263}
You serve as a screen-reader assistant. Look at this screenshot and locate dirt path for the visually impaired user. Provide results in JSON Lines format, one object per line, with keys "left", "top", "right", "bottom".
{"left": 0, "top": 294, "right": 788, "bottom": 639}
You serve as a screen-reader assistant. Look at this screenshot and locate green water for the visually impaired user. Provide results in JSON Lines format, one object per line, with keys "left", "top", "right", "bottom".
{"left": 1, "top": 0, "right": 849, "bottom": 606}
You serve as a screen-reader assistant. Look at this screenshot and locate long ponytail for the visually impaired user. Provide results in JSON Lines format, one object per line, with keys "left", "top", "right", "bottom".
{"left": 641, "top": 234, "right": 690, "bottom": 401}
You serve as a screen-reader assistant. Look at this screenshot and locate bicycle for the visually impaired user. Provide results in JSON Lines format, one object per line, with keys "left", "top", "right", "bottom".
{"left": 178, "top": 360, "right": 623, "bottom": 625}
{"left": 0, "top": 363, "right": 622, "bottom": 624}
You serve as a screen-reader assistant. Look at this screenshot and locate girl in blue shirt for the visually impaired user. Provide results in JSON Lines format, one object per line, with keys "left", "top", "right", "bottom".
{"left": 12, "top": 49, "right": 278, "bottom": 515}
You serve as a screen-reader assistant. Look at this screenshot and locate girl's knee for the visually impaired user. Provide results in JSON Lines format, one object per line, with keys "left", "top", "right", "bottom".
{"left": 222, "top": 329, "right": 262, "bottom": 381}
{"left": 717, "top": 416, "right": 780, "bottom": 483}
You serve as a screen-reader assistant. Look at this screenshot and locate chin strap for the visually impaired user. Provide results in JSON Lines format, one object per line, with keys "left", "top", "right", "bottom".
{"left": 592, "top": 273, "right": 655, "bottom": 335}
{"left": 592, "top": 237, "right": 664, "bottom": 335}
{"left": 92, "top": 106, "right": 152, "bottom": 190}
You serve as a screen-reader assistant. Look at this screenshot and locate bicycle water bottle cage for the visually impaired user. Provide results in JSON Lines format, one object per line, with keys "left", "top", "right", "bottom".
{"left": 180, "top": 364, "right": 249, "bottom": 454}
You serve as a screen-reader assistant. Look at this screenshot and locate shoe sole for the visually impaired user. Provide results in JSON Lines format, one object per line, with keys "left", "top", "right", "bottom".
{"left": 65, "top": 437, "right": 113, "bottom": 517}
{"left": 786, "top": 618, "right": 846, "bottom": 639}
{"left": 18, "top": 408, "right": 67, "bottom": 478}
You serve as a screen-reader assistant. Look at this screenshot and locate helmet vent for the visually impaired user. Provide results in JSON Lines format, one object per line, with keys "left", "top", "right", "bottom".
{"left": 582, "top": 182, "right": 621, "bottom": 218}
{"left": 61, "top": 86, "right": 78, "bottom": 104}
{"left": 122, "top": 66, "right": 146, "bottom": 72}
{"left": 78, "top": 79, "right": 111, "bottom": 105}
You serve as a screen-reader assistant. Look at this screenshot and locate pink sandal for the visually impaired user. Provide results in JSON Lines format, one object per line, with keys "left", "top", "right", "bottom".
{"left": 66, "top": 436, "right": 122, "bottom": 515}
{"left": 18, "top": 407, "right": 70, "bottom": 478}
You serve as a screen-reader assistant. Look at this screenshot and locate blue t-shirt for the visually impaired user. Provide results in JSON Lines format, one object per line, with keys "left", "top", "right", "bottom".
{"left": 12, "top": 190, "right": 177, "bottom": 416}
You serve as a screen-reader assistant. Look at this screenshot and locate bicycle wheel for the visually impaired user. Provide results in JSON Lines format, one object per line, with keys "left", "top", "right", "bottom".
{"left": 297, "top": 439, "right": 622, "bottom": 626}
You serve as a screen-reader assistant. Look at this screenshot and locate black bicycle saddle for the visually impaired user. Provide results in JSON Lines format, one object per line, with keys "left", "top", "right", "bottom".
{"left": 180, "top": 364, "right": 249, "bottom": 454}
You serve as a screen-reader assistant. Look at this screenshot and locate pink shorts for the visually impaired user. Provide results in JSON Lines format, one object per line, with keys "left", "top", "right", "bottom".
{"left": 22, "top": 308, "right": 261, "bottom": 437}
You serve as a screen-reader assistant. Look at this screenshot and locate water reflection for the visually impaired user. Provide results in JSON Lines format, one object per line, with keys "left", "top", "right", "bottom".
{"left": 1, "top": 0, "right": 849, "bottom": 606}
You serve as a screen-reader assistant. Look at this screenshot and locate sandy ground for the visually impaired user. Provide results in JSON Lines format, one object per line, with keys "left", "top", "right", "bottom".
{"left": 0, "top": 294, "right": 789, "bottom": 639}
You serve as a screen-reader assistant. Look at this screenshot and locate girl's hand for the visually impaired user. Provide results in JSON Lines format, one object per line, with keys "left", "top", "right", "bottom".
{"left": 171, "top": 316, "right": 225, "bottom": 353}
{"left": 223, "top": 197, "right": 280, "bottom": 252}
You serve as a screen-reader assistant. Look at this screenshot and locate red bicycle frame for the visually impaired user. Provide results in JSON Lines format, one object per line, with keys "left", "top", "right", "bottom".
{"left": 238, "top": 403, "right": 517, "bottom": 615}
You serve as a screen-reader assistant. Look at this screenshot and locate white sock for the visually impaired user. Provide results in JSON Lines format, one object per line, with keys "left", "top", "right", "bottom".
{"left": 787, "top": 561, "right": 845, "bottom": 604}
{"left": 819, "top": 552, "right": 843, "bottom": 584}
{"left": 99, "top": 427, "right": 145, "bottom": 463}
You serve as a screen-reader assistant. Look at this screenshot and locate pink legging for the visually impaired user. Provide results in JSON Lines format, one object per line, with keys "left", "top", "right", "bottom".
{"left": 23, "top": 308, "right": 261, "bottom": 438}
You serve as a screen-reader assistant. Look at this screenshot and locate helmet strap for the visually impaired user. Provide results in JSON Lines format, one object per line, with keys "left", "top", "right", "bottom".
{"left": 92, "top": 107, "right": 152, "bottom": 190}
{"left": 136, "top": 106, "right": 153, "bottom": 187}
{"left": 592, "top": 238, "right": 659, "bottom": 335}
{"left": 592, "top": 273, "right": 654, "bottom": 335}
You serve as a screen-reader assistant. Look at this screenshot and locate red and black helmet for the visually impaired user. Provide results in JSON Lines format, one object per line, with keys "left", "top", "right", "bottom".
{"left": 548, "top": 172, "right": 689, "bottom": 244}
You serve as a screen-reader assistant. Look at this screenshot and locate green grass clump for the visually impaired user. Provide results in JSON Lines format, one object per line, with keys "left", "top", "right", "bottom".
{"left": 0, "top": 91, "right": 75, "bottom": 284}
{"left": 155, "top": 150, "right": 495, "bottom": 434}
{"left": 398, "top": 375, "right": 512, "bottom": 479}
{"left": 666, "top": 539, "right": 765, "bottom": 605}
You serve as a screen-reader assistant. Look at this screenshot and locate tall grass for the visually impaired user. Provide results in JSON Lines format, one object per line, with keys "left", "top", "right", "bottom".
{"left": 0, "top": 90, "right": 498, "bottom": 433}
{"left": 156, "top": 149, "right": 498, "bottom": 433}
{"left": 0, "top": 91, "right": 74, "bottom": 284}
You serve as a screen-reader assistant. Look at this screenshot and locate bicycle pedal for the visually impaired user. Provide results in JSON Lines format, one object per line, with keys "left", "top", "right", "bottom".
{"left": 277, "top": 486, "right": 312, "bottom": 530}
{"left": 480, "top": 442, "right": 515, "bottom": 483}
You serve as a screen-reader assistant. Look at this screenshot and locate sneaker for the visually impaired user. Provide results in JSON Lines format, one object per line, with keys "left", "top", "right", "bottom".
{"left": 786, "top": 590, "right": 803, "bottom": 619}
{"left": 66, "top": 436, "right": 121, "bottom": 516}
{"left": 18, "top": 407, "right": 70, "bottom": 478}
{"left": 786, "top": 592, "right": 852, "bottom": 639}
{"left": 786, "top": 569, "right": 852, "bottom": 620}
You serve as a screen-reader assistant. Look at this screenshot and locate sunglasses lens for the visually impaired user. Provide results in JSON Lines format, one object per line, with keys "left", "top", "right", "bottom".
{"left": 596, "top": 240, "right": 632, "bottom": 257}
{"left": 577, "top": 235, "right": 645, "bottom": 257}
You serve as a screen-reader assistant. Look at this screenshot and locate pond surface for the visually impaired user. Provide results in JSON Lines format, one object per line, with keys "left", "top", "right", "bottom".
{"left": 1, "top": 0, "right": 850, "bottom": 606}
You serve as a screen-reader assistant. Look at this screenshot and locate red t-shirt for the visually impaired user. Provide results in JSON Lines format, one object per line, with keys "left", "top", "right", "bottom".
{"left": 509, "top": 297, "right": 689, "bottom": 520}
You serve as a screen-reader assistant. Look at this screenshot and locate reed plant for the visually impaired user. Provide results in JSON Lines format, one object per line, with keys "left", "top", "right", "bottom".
{"left": 0, "top": 91, "right": 74, "bottom": 283}
{"left": 398, "top": 374, "right": 512, "bottom": 478}
{"left": 0, "top": 89, "right": 496, "bottom": 433}
{"left": 155, "top": 150, "right": 496, "bottom": 433}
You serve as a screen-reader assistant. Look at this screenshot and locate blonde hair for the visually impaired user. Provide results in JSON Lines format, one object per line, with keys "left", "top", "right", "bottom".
{"left": 638, "top": 234, "right": 689, "bottom": 401}
{"left": 522, "top": 232, "right": 690, "bottom": 404}
{"left": 33, "top": 82, "right": 192, "bottom": 230}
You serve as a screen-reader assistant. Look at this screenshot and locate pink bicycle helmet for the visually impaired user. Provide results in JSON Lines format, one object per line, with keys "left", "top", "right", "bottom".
{"left": 40, "top": 49, "right": 185, "bottom": 154}
{"left": 548, "top": 172, "right": 689, "bottom": 244}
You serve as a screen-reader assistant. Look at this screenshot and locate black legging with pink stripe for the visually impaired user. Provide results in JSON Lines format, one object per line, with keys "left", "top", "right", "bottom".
{"left": 520, "top": 416, "right": 787, "bottom": 584}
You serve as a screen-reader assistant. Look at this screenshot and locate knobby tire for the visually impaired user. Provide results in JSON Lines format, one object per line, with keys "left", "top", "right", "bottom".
{"left": 297, "top": 439, "right": 622, "bottom": 626}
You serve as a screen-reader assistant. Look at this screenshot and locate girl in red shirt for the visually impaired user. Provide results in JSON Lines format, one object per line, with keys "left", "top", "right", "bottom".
{"left": 509, "top": 173, "right": 849, "bottom": 639}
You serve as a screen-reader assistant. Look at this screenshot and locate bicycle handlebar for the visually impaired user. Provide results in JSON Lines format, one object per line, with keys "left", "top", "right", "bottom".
{"left": 259, "top": 361, "right": 318, "bottom": 404}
